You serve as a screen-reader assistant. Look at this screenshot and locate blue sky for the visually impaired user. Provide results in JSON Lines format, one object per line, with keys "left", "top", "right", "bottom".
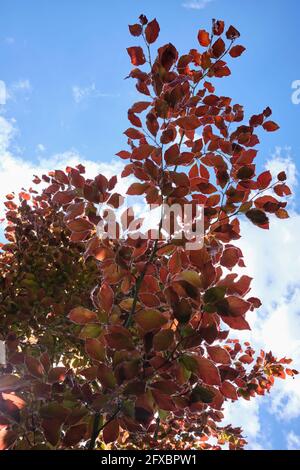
{"left": 1, "top": 0, "right": 300, "bottom": 450}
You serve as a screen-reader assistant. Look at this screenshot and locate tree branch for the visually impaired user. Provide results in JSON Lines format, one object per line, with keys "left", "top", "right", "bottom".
{"left": 88, "top": 407, "right": 120, "bottom": 450}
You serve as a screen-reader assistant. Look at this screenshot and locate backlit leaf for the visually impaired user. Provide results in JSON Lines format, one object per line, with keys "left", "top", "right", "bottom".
{"left": 0, "top": 429, "right": 17, "bottom": 450}
{"left": 98, "top": 283, "right": 114, "bottom": 313}
{"left": 212, "top": 38, "right": 225, "bottom": 58}
{"left": 190, "top": 385, "right": 215, "bottom": 404}
{"left": 127, "top": 46, "right": 146, "bottom": 66}
{"left": 68, "top": 307, "right": 98, "bottom": 325}
{"left": 25, "top": 356, "right": 45, "bottom": 379}
{"left": 229, "top": 45, "right": 246, "bottom": 57}
{"left": 153, "top": 329, "right": 174, "bottom": 351}
{"left": 145, "top": 18, "right": 160, "bottom": 44}
{"left": 85, "top": 338, "right": 106, "bottom": 362}
{"left": 198, "top": 29, "right": 210, "bottom": 47}
{"left": 226, "top": 25, "right": 240, "bottom": 39}
{"left": 0, "top": 375, "right": 24, "bottom": 393}
{"left": 263, "top": 120, "right": 279, "bottom": 132}
{"left": 129, "top": 24, "right": 142, "bottom": 37}
{"left": 220, "top": 381, "right": 238, "bottom": 400}
{"left": 176, "top": 116, "right": 200, "bottom": 131}
{"left": 48, "top": 367, "right": 67, "bottom": 383}
{"left": 127, "top": 182, "right": 148, "bottom": 195}
{"left": 195, "top": 357, "right": 221, "bottom": 385}
{"left": 63, "top": 424, "right": 87, "bottom": 447}
{"left": 103, "top": 419, "right": 119, "bottom": 443}
{"left": 207, "top": 346, "right": 231, "bottom": 365}
{"left": 135, "top": 309, "right": 168, "bottom": 332}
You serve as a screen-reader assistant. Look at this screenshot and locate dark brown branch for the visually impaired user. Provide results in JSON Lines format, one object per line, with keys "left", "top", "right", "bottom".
{"left": 88, "top": 407, "right": 120, "bottom": 450}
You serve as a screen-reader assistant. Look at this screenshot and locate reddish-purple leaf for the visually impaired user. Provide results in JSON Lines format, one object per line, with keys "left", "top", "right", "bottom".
{"left": 68, "top": 307, "right": 98, "bottom": 325}
{"left": 63, "top": 423, "right": 87, "bottom": 447}
{"left": 198, "top": 29, "right": 210, "bottom": 47}
{"left": 263, "top": 120, "right": 280, "bottom": 132}
{"left": 128, "top": 23, "right": 142, "bottom": 37}
{"left": 135, "top": 309, "right": 168, "bottom": 332}
{"left": 103, "top": 419, "right": 119, "bottom": 443}
{"left": 229, "top": 45, "right": 246, "bottom": 58}
{"left": 127, "top": 47, "right": 146, "bottom": 66}
{"left": 145, "top": 18, "right": 160, "bottom": 44}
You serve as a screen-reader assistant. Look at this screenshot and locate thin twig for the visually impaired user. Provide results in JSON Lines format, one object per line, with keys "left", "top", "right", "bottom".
{"left": 154, "top": 416, "right": 160, "bottom": 440}
{"left": 88, "top": 407, "right": 120, "bottom": 450}
{"left": 88, "top": 412, "right": 100, "bottom": 450}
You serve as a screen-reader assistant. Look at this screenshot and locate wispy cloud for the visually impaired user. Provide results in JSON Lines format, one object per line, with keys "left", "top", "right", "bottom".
{"left": 1, "top": 79, "right": 32, "bottom": 103}
{"left": 266, "top": 146, "right": 298, "bottom": 193}
{"left": 182, "top": 0, "right": 213, "bottom": 10}
{"left": 0, "top": 115, "right": 15, "bottom": 153}
{"left": 0, "top": 81, "right": 7, "bottom": 105}
{"left": 36, "top": 143, "right": 46, "bottom": 153}
{"left": 223, "top": 399, "right": 264, "bottom": 449}
{"left": 12, "top": 79, "right": 31, "bottom": 92}
{"left": 72, "top": 83, "right": 119, "bottom": 104}
{"left": 286, "top": 431, "right": 300, "bottom": 450}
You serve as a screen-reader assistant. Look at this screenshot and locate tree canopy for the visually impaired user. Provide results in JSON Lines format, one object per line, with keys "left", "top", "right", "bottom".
{"left": 0, "top": 15, "right": 296, "bottom": 451}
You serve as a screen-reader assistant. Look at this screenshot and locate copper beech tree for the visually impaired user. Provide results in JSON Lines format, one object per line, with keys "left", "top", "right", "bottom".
{"left": 0, "top": 15, "right": 297, "bottom": 451}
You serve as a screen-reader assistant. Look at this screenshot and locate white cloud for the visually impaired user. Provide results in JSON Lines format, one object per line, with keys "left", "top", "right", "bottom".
{"left": 235, "top": 215, "right": 300, "bottom": 423}
{"left": 1, "top": 79, "right": 32, "bottom": 103}
{"left": 238, "top": 216, "right": 300, "bottom": 309}
{"left": 182, "top": 0, "right": 213, "bottom": 10}
{"left": 72, "top": 83, "right": 119, "bottom": 103}
{"left": 10, "top": 80, "right": 32, "bottom": 102}
{"left": 72, "top": 84, "right": 96, "bottom": 103}
{"left": 266, "top": 146, "right": 298, "bottom": 193}
{"left": 12, "top": 79, "right": 31, "bottom": 92}
{"left": 0, "top": 115, "right": 126, "bottom": 221}
{"left": 223, "top": 399, "right": 264, "bottom": 449}
{"left": 0, "top": 115, "right": 15, "bottom": 153}
{"left": 12, "top": 78, "right": 31, "bottom": 90}
{"left": 0, "top": 151, "right": 125, "bottom": 216}
{"left": 286, "top": 431, "right": 300, "bottom": 450}
{"left": 36, "top": 143, "right": 46, "bottom": 153}
{"left": 0, "top": 81, "right": 7, "bottom": 105}
{"left": 223, "top": 151, "right": 300, "bottom": 448}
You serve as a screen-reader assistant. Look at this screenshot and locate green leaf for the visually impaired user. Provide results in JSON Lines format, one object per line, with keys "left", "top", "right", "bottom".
{"left": 190, "top": 385, "right": 215, "bottom": 404}
{"left": 135, "top": 309, "right": 168, "bottom": 332}
{"left": 153, "top": 329, "right": 174, "bottom": 351}
{"left": 173, "top": 298, "right": 192, "bottom": 324}
{"left": 79, "top": 323, "right": 102, "bottom": 339}
{"left": 203, "top": 286, "right": 226, "bottom": 304}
